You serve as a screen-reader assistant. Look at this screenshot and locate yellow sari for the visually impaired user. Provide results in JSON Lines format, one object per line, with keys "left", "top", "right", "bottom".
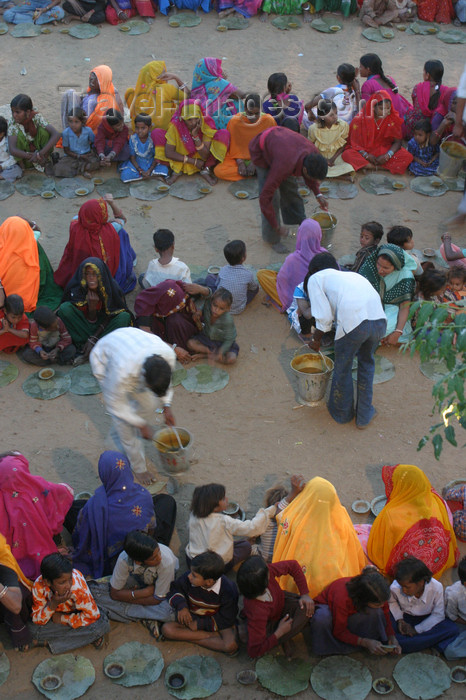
{"left": 125, "top": 60, "right": 186, "bottom": 131}
{"left": 272, "top": 477, "right": 366, "bottom": 597}
{"left": 0, "top": 533, "right": 31, "bottom": 590}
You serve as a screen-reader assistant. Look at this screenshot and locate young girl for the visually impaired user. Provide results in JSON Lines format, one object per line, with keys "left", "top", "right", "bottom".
{"left": 8, "top": 94, "right": 59, "bottom": 174}
{"left": 31, "top": 553, "right": 110, "bottom": 654}
{"left": 54, "top": 107, "right": 99, "bottom": 179}
{"left": 95, "top": 108, "right": 130, "bottom": 168}
{"left": 416, "top": 268, "right": 448, "bottom": 302}
{"left": 262, "top": 72, "right": 303, "bottom": 132}
{"left": 445, "top": 266, "right": 466, "bottom": 300}
{"left": 308, "top": 99, "right": 354, "bottom": 179}
{"left": 405, "top": 60, "right": 452, "bottom": 139}
{"left": 0, "top": 294, "right": 29, "bottom": 354}
{"left": 407, "top": 119, "right": 440, "bottom": 176}
{"left": 185, "top": 483, "right": 277, "bottom": 571}
{"left": 0, "top": 116, "right": 22, "bottom": 182}
{"left": 120, "top": 113, "right": 157, "bottom": 183}
{"left": 390, "top": 556, "right": 459, "bottom": 654}
{"left": 304, "top": 63, "right": 360, "bottom": 130}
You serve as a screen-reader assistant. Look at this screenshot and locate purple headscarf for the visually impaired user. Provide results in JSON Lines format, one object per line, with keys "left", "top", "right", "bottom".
{"left": 276, "top": 219, "right": 327, "bottom": 311}
{"left": 72, "top": 451, "right": 155, "bottom": 578}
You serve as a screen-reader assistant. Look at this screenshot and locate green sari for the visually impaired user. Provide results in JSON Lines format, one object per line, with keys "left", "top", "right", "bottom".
{"left": 8, "top": 113, "right": 51, "bottom": 172}
{"left": 262, "top": 0, "right": 307, "bottom": 13}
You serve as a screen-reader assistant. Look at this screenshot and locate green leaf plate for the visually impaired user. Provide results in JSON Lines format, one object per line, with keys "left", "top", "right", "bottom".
{"left": 0, "top": 180, "right": 15, "bottom": 200}
{"left": 406, "top": 20, "right": 439, "bottom": 35}
{"left": 10, "top": 23, "right": 41, "bottom": 38}
{"left": 437, "top": 29, "right": 466, "bottom": 43}
{"left": 0, "top": 22, "right": 8, "bottom": 35}
{"left": 412, "top": 248, "right": 448, "bottom": 269}
{"left": 169, "top": 178, "right": 208, "bottom": 201}
{"left": 169, "top": 12, "right": 201, "bottom": 27}
{"left": 165, "top": 655, "right": 222, "bottom": 699}
{"left": 0, "top": 652, "right": 10, "bottom": 687}
{"left": 172, "top": 366, "right": 188, "bottom": 387}
{"left": 68, "top": 24, "right": 100, "bottom": 39}
{"left": 119, "top": 19, "right": 150, "bottom": 34}
{"left": 217, "top": 15, "right": 249, "bottom": 30}
{"left": 393, "top": 653, "right": 450, "bottom": 699}
{"left": 181, "top": 364, "right": 229, "bottom": 393}
{"left": 32, "top": 654, "right": 95, "bottom": 700}
{"left": 22, "top": 369, "right": 71, "bottom": 400}
{"left": 95, "top": 177, "right": 130, "bottom": 199}
{"left": 352, "top": 354, "right": 395, "bottom": 384}
{"left": 15, "top": 173, "right": 55, "bottom": 196}
{"left": 256, "top": 655, "right": 311, "bottom": 696}
{"left": 55, "top": 176, "right": 95, "bottom": 199}
{"left": 271, "top": 15, "right": 302, "bottom": 30}
{"left": 362, "top": 27, "right": 394, "bottom": 42}
{"left": 443, "top": 176, "right": 465, "bottom": 192}
{"left": 311, "top": 656, "right": 372, "bottom": 700}
{"left": 359, "top": 173, "right": 396, "bottom": 195}
{"left": 103, "top": 642, "right": 163, "bottom": 687}
{"left": 419, "top": 358, "right": 450, "bottom": 382}
{"left": 69, "top": 363, "right": 101, "bottom": 395}
{"left": 0, "top": 360, "right": 19, "bottom": 388}
{"left": 228, "top": 178, "right": 259, "bottom": 199}
{"left": 320, "top": 180, "right": 358, "bottom": 199}
{"left": 311, "top": 17, "right": 342, "bottom": 33}
{"left": 410, "top": 175, "right": 447, "bottom": 196}
{"left": 130, "top": 180, "right": 169, "bottom": 201}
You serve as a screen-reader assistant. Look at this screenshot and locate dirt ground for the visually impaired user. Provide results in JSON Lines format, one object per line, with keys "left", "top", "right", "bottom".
{"left": 0, "top": 11, "right": 465, "bottom": 700}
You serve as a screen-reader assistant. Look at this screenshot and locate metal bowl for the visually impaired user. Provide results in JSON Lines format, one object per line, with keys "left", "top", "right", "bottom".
{"left": 104, "top": 661, "right": 125, "bottom": 679}
{"left": 423, "top": 248, "right": 436, "bottom": 257}
{"left": 372, "top": 677, "right": 394, "bottom": 694}
{"left": 351, "top": 499, "right": 371, "bottom": 514}
{"left": 450, "top": 666, "right": 466, "bottom": 683}
{"left": 38, "top": 368, "right": 55, "bottom": 381}
{"left": 40, "top": 675, "right": 62, "bottom": 691}
{"left": 167, "top": 672, "right": 186, "bottom": 689}
{"left": 371, "top": 495, "right": 387, "bottom": 517}
{"left": 237, "top": 670, "right": 257, "bottom": 685}
{"left": 207, "top": 265, "right": 221, "bottom": 275}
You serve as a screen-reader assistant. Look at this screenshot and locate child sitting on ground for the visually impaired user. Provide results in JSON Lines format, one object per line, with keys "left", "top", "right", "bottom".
{"left": 22, "top": 305, "right": 76, "bottom": 366}
{"left": 440, "top": 233, "right": 466, "bottom": 270}
{"left": 186, "top": 483, "right": 277, "bottom": 571}
{"left": 0, "top": 294, "right": 29, "bottom": 354}
{"left": 187, "top": 288, "right": 239, "bottom": 365}
{"left": 407, "top": 119, "right": 440, "bottom": 177}
{"left": 445, "top": 266, "right": 466, "bottom": 300}
{"left": 304, "top": 63, "right": 360, "bottom": 130}
{"left": 389, "top": 556, "right": 459, "bottom": 654}
{"left": 216, "top": 240, "right": 258, "bottom": 315}
{"left": 257, "top": 475, "right": 305, "bottom": 562}
{"left": 416, "top": 268, "right": 448, "bottom": 302}
{"left": 386, "top": 225, "right": 423, "bottom": 275}
{"left": 263, "top": 72, "right": 303, "bottom": 132}
{"left": 308, "top": 99, "right": 354, "bottom": 180}
{"left": 30, "top": 553, "right": 109, "bottom": 654}
{"left": 120, "top": 113, "right": 167, "bottom": 183}
{"left": 162, "top": 551, "right": 238, "bottom": 654}
{"left": 445, "top": 557, "right": 466, "bottom": 622}
{"left": 237, "top": 555, "right": 314, "bottom": 659}
{"left": 140, "top": 228, "right": 191, "bottom": 289}
{"left": 0, "top": 116, "right": 22, "bottom": 182}
{"left": 95, "top": 108, "right": 130, "bottom": 168}
{"left": 54, "top": 107, "right": 99, "bottom": 179}
{"left": 349, "top": 221, "right": 384, "bottom": 273}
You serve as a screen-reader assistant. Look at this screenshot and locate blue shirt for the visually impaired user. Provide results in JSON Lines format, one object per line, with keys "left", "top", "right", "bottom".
{"left": 62, "top": 126, "right": 94, "bottom": 155}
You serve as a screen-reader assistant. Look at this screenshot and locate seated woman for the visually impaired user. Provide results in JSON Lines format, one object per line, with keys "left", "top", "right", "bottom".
{"left": 160, "top": 0, "right": 210, "bottom": 15}
{"left": 60, "top": 66, "right": 124, "bottom": 135}
{"left": 0, "top": 452, "right": 74, "bottom": 580}
{"left": 68, "top": 451, "right": 176, "bottom": 578}
{"left": 0, "top": 533, "right": 32, "bottom": 652}
{"left": 367, "top": 464, "right": 458, "bottom": 579}
{"left": 215, "top": 93, "right": 276, "bottom": 182}
{"left": 125, "top": 61, "right": 190, "bottom": 132}
{"left": 57, "top": 258, "right": 132, "bottom": 362}
{"left": 342, "top": 91, "right": 413, "bottom": 175}
{"left": 152, "top": 100, "right": 230, "bottom": 186}
{"left": 8, "top": 94, "right": 59, "bottom": 175}
{"left": 54, "top": 197, "right": 136, "bottom": 293}
{"left": 310, "top": 567, "right": 402, "bottom": 656}
{"left": 61, "top": 0, "right": 106, "bottom": 24}
{"left": 217, "top": 0, "right": 261, "bottom": 18}
{"left": 260, "top": 0, "right": 312, "bottom": 21}
{"left": 106, "top": 0, "right": 156, "bottom": 23}
{"left": 359, "top": 243, "right": 415, "bottom": 345}
{"left": 273, "top": 477, "right": 366, "bottom": 598}
{"left": 190, "top": 58, "right": 245, "bottom": 130}
{"left": 3, "top": 0, "right": 64, "bottom": 23}
{"left": 257, "top": 219, "right": 326, "bottom": 311}
{"left": 359, "top": 54, "right": 412, "bottom": 133}
{"left": 417, "top": 0, "right": 454, "bottom": 22}
{"left": 405, "top": 61, "right": 455, "bottom": 139}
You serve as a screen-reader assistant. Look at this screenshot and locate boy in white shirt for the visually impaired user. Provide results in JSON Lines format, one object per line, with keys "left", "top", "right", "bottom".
{"left": 140, "top": 228, "right": 191, "bottom": 289}
{"left": 445, "top": 557, "right": 466, "bottom": 623}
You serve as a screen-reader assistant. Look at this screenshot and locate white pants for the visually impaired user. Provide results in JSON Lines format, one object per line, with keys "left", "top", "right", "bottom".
{"left": 109, "top": 392, "right": 159, "bottom": 473}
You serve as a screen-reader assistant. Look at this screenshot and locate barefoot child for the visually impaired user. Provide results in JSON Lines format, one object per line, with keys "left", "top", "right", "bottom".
{"left": 120, "top": 113, "right": 158, "bottom": 183}
{"left": 407, "top": 119, "right": 440, "bottom": 177}
{"left": 162, "top": 551, "right": 238, "bottom": 654}
{"left": 95, "top": 109, "right": 130, "bottom": 168}
{"left": 0, "top": 116, "right": 22, "bottom": 182}
{"left": 349, "top": 221, "right": 384, "bottom": 273}
{"left": 54, "top": 107, "right": 99, "bottom": 178}
{"left": 21, "top": 306, "right": 76, "bottom": 366}
{"left": 308, "top": 99, "right": 354, "bottom": 179}
{"left": 217, "top": 240, "right": 258, "bottom": 314}
{"left": 187, "top": 288, "right": 239, "bottom": 364}
{"left": 387, "top": 225, "right": 423, "bottom": 276}
{"left": 140, "top": 228, "right": 192, "bottom": 289}
{"left": 0, "top": 294, "right": 29, "bottom": 354}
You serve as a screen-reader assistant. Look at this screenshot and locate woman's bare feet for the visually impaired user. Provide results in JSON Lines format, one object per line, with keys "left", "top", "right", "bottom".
{"left": 200, "top": 167, "right": 217, "bottom": 186}
{"left": 166, "top": 171, "right": 181, "bottom": 185}
{"left": 81, "top": 9, "right": 94, "bottom": 22}
{"left": 219, "top": 8, "right": 235, "bottom": 17}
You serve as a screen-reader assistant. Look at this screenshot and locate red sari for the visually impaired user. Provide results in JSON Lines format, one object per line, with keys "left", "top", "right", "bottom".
{"left": 342, "top": 90, "right": 413, "bottom": 175}
{"left": 417, "top": 0, "right": 454, "bottom": 23}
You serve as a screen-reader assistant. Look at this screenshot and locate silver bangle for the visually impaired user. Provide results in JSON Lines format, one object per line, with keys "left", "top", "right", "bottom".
{"left": 0, "top": 586, "right": 8, "bottom": 600}
{"left": 131, "top": 590, "right": 135, "bottom": 599}
{"left": 316, "top": 194, "right": 324, "bottom": 198}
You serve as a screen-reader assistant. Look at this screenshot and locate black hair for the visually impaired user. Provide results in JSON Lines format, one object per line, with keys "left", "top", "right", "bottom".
{"left": 4, "top": 294, "right": 24, "bottom": 316}
{"left": 424, "top": 60, "right": 444, "bottom": 111}
{"left": 303, "top": 153, "right": 328, "bottom": 181}
{"left": 68, "top": 107, "right": 87, "bottom": 124}
{"left": 244, "top": 93, "right": 261, "bottom": 111}
{"left": 303, "top": 253, "right": 339, "bottom": 292}
{"left": 33, "top": 306, "right": 57, "bottom": 329}
{"left": 281, "top": 117, "right": 300, "bottom": 132}
{"left": 316, "top": 99, "right": 337, "bottom": 128}
{"left": 346, "top": 567, "right": 391, "bottom": 611}
{"left": 105, "top": 108, "right": 123, "bottom": 126}
{"left": 191, "top": 483, "right": 226, "bottom": 518}
{"left": 448, "top": 266, "right": 466, "bottom": 283}
{"left": 336, "top": 63, "right": 356, "bottom": 88}
{"left": 40, "top": 552, "right": 73, "bottom": 582}
{"left": 458, "top": 556, "right": 466, "bottom": 583}
{"left": 378, "top": 253, "right": 396, "bottom": 267}
{"left": 134, "top": 112, "right": 152, "bottom": 128}
{"left": 223, "top": 239, "right": 246, "bottom": 266}
{"left": 394, "top": 556, "right": 432, "bottom": 584}
{"left": 414, "top": 118, "right": 432, "bottom": 134}
{"left": 211, "top": 287, "right": 233, "bottom": 306}
{"left": 0, "top": 116, "right": 8, "bottom": 135}
{"left": 124, "top": 530, "right": 159, "bottom": 562}
{"left": 10, "top": 94, "right": 33, "bottom": 111}
{"left": 361, "top": 221, "right": 384, "bottom": 242}
{"left": 386, "top": 225, "right": 413, "bottom": 247}
{"left": 191, "top": 551, "right": 225, "bottom": 581}
{"left": 153, "top": 228, "right": 175, "bottom": 252}
{"left": 143, "top": 354, "right": 172, "bottom": 397}
{"left": 418, "top": 269, "right": 447, "bottom": 300}
{"left": 237, "top": 556, "right": 269, "bottom": 599}
{"left": 267, "top": 72, "right": 288, "bottom": 98}
{"left": 360, "top": 54, "right": 397, "bottom": 93}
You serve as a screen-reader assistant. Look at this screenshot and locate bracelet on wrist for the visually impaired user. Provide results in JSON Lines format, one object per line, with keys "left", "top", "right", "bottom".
{"left": 393, "top": 329, "right": 403, "bottom": 335}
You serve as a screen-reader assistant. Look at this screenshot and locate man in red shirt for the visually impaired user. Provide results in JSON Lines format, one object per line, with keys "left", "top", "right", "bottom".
{"left": 249, "top": 127, "right": 328, "bottom": 253}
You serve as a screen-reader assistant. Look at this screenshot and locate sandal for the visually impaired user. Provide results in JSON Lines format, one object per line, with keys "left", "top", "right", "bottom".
{"left": 140, "top": 619, "right": 161, "bottom": 640}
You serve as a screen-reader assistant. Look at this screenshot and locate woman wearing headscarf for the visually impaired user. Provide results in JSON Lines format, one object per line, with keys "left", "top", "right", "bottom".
{"left": 367, "top": 464, "right": 458, "bottom": 579}
{"left": 190, "top": 58, "right": 245, "bottom": 130}
{"left": 60, "top": 66, "right": 124, "bottom": 135}
{"left": 0, "top": 217, "right": 40, "bottom": 313}
{"left": 0, "top": 533, "right": 32, "bottom": 651}
{"left": 359, "top": 243, "right": 415, "bottom": 345}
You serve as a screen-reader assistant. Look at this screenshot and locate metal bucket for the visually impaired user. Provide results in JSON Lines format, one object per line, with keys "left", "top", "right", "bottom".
{"left": 153, "top": 427, "right": 192, "bottom": 474}
{"left": 311, "top": 211, "right": 337, "bottom": 247}
{"left": 290, "top": 347, "right": 334, "bottom": 405}
{"left": 437, "top": 141, "right": 466, "bottom": 179}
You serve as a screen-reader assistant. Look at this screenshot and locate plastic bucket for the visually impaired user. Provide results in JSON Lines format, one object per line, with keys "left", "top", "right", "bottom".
{"left": 290, "top": 348, "right": 334, "bottom": 404}
{"left": 437, "top": 141, "right": 466, "bottom": 179}
{"left": 153, "top": 427, "right": 192, "bottom": 474}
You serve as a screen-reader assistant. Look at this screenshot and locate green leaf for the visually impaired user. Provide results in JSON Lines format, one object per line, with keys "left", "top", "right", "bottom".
{"left": 428, "top": 422, "right": 444, "bottom": 433}
{"left": 432, "top": 433, "right": 443, "bottom": 460}
{"left": 417, "top": 436, "right": 429, "bottom": 450}
{"left": 430, "top": 307, "right": 450, "bottom": 325}
{"left": 408, "top": 300, "right": 421, "bottom": 320}
{"left": 454, "top": 374, "right": 465, "bottom": 403}
{"left": 457, "top": 327, "right": 466, "bottom": 353}
{"left": 445, "top": 425, "right": 457, "bottom": 447}
{"left": 416, "top": 302, "right": 436, "bottom": 328}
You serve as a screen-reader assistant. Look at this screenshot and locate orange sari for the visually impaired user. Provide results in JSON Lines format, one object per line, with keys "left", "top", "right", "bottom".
{"left": 86, "top": 65, "right": 120, "bottom": 134}
{"left": 0, "top": 217, "right": 40, "bottom": 313}
{"left": 215, "top": 112, "right": 276, "bottom": 181}
{"left": 0, "top": 533, "right": 31, "bottom": 590}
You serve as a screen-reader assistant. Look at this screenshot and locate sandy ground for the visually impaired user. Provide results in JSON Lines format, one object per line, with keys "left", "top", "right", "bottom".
{"left": 0, "top": 12, "right": 466, "bottom": 700}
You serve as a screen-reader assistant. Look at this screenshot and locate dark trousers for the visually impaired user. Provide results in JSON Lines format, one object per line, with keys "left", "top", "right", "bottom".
{"left": 0, "top": 583, "right": 32, "bottom": 649}
{"left": 266, "top": 592, "right": 309, "bottom": 647}
{"left": 256, "top": 165, "right": 305, "bottom": 244}
{"left": 62, "top": 0, "right": 106, "bottom": 23}
{"left": 391, "top": 613, "right": 460, "bottom": 654}
{"left": 21, "top": 344, "right": 76, "bottom": 366}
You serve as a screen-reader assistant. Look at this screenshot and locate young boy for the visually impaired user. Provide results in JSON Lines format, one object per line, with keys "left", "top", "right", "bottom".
{"left": 140, "top": 228, "right": 191, "bottom": 290}
{"left": 445, "top": 557, "right": 466, "bottom": 624}
{"left": 217, "top": 240, "right": 259, "bottom": 314}
{"left": 187, "top": 288, "right": 238, "bottom": 365}
{"left": 237, "top": 556, "right": 314, "bottom": 659}
{"left": 0, "top": 294, "right": 29, "bottom": 354}
{"left": 387, "top": 225, "right": 423, "bottom": 276}
{"left": 162, "top": 551, "right": 238, "bottom": 654}
{"left": 0, "top": 116, "right": 22, "bottom": 182}
{"left": 54, "top": 107, "right": 99, "bottom": 178}
{"left": 350, "top": 221, "right": 383, "bottom": 273}
{"left": 22, "top": 306, "right": 76, "bottom": 366}
{"left": 95, "top": 108, "right": 130, "bottom": 168}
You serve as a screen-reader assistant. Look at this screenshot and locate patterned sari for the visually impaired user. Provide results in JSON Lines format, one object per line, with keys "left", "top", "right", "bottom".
{"left": 217, "top": 0, "right": 262, "bottom": 16}
{"left": 7, "top": 112, "right": 51, "bottom": 172}
{"left": 125, "top": 61, "right": 186, "bottom": 131}
{"left": 191, "top": 58, "right": 240, "bottom": 130}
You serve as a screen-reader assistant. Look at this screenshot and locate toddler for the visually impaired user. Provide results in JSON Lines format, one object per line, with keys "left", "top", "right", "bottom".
{"left": 407, "top": 119, "right": 440, "bottom": 177}
{"left": 387, "top": 225, "right": 423, "bottom": 275}
{"left": 54, "top": 107, "right": 99, "bottom": 178}
{"left": 0, "top": 294, "right": 29, "bottom": 354}
{"left": 140, "top": 228, "right": 191, "bottom": 289}
{"left": 120, "top": 113, "right": 167, "bottom": 183}
{"left": 163, "top": 551, "right": 238, "bottom": 654}
{"left": 22, "top": 306, "right": 76, "bottom": 366}
{"left": 257, "top": 475, "right": 305, "bottom": 562}
{"left": 187, "top": 288, "right": 239, "bottom": 364}
{"left": 350, "top": 221, "right": 384, "bottom": 273}
{"left": 0, "top": 116, "right": 22, "bottom": 182}
{"left": 445, "top": 557, "right": 466, "bottom": 623}
{"left": 95, "top": 108, "right": 130, "bottom": 167}
{"left": 263, "top": 72, "right": 303, "bottom": 132}
{"left": 308, "top": 99, "right": 354, "bottom": 179}
{"left": 445, "top": 266, "right": 466, "bottom": 301}
{"left": 217, "top": 240, "right": 258, "bottom": 314}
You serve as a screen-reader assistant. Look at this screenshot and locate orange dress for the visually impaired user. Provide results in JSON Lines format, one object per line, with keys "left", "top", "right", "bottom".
{"left": 215, "top": 112, "right": 276, "bottom": 182}
{"left": 0, "top": 217, "right": 40, "bottom": 313}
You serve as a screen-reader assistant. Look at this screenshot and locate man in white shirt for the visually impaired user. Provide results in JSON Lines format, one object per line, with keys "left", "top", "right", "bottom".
{"left": 90, "top": 327, "right": 176, "bottom": 485}
{"left": 307, "top": 254, "right": 386, "bottom": 428}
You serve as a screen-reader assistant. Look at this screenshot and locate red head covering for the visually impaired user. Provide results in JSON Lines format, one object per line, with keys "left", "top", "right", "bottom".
{"left": 349, "top": 90, "right": 403, "bottom": 154}
{"left": 134, "top": 279, "right": 188, "bottom": 318}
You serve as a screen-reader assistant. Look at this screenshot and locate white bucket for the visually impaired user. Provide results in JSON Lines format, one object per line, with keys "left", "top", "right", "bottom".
{"left": 437, "top": 141, "right": 466, "bottom": 179}
{"left": 153, "top": 427, "right": 192, "bottom": 474}
{"left": 290, "top": 348, "right": 334, "bottom": 405}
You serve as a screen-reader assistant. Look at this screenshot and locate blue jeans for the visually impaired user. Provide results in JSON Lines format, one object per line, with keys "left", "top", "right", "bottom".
{"left": 328, "top": 318, "right": 386, "bottom": 426}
